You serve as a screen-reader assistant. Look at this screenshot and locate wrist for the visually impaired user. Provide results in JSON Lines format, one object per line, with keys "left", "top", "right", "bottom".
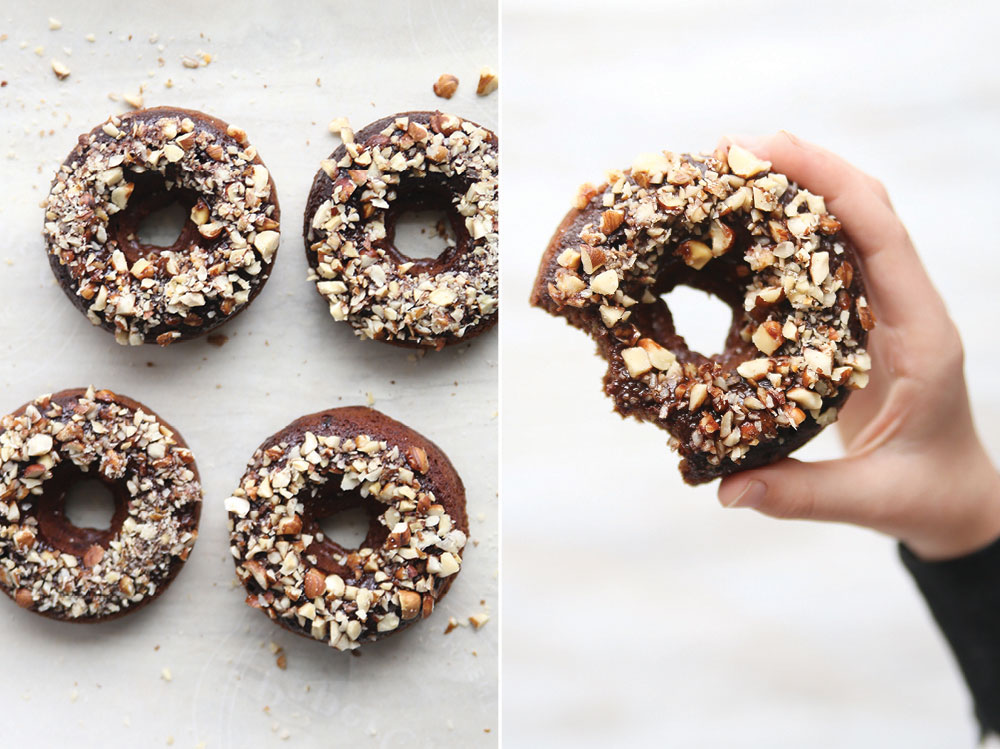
{"left": 903, "top": 449, "right": 1000, "bottom": 561}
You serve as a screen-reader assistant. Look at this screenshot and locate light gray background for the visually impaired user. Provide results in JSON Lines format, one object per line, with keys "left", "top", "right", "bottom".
{"left": 0, "top": 1, "right": 497, "bottom": 746}
{"left": 502, "top": 0, "right": 999, "bottom": 746}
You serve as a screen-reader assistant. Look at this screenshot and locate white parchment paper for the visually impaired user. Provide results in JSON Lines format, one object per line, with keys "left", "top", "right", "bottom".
{"left": 0, "top": 2, "right": 498, "bottom": 746}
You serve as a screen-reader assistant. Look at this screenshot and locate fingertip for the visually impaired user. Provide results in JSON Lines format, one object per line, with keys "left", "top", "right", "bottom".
{"left": 720, "top": 134, "right": 766, "bottom": 152}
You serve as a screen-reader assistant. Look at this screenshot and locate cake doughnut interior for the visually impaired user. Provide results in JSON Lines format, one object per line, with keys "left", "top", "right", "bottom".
{"left": 0, "top": 388, "right": 202, "bottom": 620}
{"left": 532, "top": 145, "right": 875, "bottom": 484}
{"left": 303, "top": 111, "right": 498, "bottom": 349}
{"left": 43, "top": 106, "right": 281, "bottom": 346}
{"left": 227, "top": 406, "right": 468, "bottom": 650}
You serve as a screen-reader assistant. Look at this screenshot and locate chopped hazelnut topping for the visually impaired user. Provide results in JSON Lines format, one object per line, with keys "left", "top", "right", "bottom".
{"left": 726, "top": 144, "right": 771, "bottom": 178}
{"left": 621, "top": 347, "right": 652, "bottom": 378}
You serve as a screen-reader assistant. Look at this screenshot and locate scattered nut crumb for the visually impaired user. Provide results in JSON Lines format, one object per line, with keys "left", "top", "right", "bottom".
{"left": 123, "top": 91, "right": 144, "bottom": 109}
{"left": 85, "top": 33, "right": 95, "bottom": 43}
{"left": 181, "top": 52, "right": 211, "bottom": 68}
{"left": 476, "top": 66, "right": 498, "bottom": 96}
{"left": 206, "top": 333, "right": 228, "bottom": 347}
{"left": 161, "top": 667, "right": 172, "bottom": 682}
{"left": 433, "top": 73, "right": 459, "bottom": 99}
{"left": 51, "top": 59, "right": 70, "bottom": 80}
{"left": 468, "top": 612, "right": 489, "bottom": 630}
{"left": 48, "top": 18, "right": 62, "bottom": 31}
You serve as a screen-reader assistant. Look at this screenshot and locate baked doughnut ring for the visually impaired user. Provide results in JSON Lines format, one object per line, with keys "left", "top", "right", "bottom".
{"left": 0, "top": 388, "right": 201, "bottom": 620}
{"left": 532, "top": 145, "right": 875, "bottom": 484}
{"left": 227, "top": 407, "right": 468, "bottom": 650}
{"left": 43, "top": 106, "right": 281, "bottom": 346}
{"left": 303, "top": 111, "right": 498, "bottom": 349}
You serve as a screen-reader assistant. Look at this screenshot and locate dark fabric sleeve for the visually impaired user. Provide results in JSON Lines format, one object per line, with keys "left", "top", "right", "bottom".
{"left": 900, "top": 537, "right": 1000, "bottom": 738}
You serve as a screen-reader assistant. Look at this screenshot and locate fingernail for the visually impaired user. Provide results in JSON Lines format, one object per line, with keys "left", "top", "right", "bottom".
{"left": 720, "top": 479, "right": 766, "bottom": 509}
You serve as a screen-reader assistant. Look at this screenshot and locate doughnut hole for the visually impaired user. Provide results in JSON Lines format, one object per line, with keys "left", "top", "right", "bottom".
{"left": 299, "top": 482, "right": 389, "bottom": 580}
{"left": 659, "top": 286, "right": 735, "bottom": 359}
{"left": 392, "top": 206, "right": 456, "bottom": 262}
{"left": 136, "top": 200, "right": 188, "bottom": 248}
{"left": 317, "top": 506, "right": 370, "bottom": 552}
{"left": 32, "top": 463, "right": 130, "bottom": 561}
{"left": 106, "top": 171, "right": 220, "bottom": 265}
{"left": 629, "top": 257, "right": 758, "bottom": 370}
{"left": 375, "top": 179, "right": 471, "bottom": 275}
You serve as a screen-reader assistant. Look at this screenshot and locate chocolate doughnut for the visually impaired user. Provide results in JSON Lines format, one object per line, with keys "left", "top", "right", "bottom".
{"left": 226, "top": 407, "right": 468, "bottom": 650}
{"left": 0, "top": 387, "right": 201, "bottom": 620}
{"left": 532, "top": 145, "right": 875, "bottom": 484}
{"left": 43, "top": 106, "right": 281, "bottom": 346}
{"left": 303, "top": 111, "right": 498, "bottom": 349}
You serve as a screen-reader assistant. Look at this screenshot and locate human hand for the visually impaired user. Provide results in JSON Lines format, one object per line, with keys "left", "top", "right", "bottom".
{"left": 716, "top": 131, "right": 1000, "bottom": 561}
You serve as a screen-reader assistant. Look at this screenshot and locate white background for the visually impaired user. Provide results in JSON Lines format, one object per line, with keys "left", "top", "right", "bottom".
{"left": 0, "top": 1, "right": 497, "bottom": 747}
{"left": 502, "top": 0, "right": 999, "bottom": 747}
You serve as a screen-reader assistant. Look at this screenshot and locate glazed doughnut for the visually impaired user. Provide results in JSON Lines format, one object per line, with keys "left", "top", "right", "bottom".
{"left": 0, "top": 387, "right": 201, "bottom": 620}
{"left": 303, "top": 111, "right": 498, "bottom": 349}
{"left": 531, "top": 145, "right": 875, "bottom": 484}
{"left": 226, "top": 407, "right": 468, "bottom": 650}
{"left": 43, "top": 106, "right": 281, "bottom": 346}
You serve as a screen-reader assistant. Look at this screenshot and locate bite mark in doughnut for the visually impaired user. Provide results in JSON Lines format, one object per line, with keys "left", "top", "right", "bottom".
{"left": 531, "top": 145, "right": 875, "bottom": 484}
{"left": 227, "top": 406, "right": 468, "bottom": 650}
{"left": 303, "top": 111, "right": 498, "bottom": 349}
{"left": 43, "top": 106, "right": 281, "bottom": 346}
{"left": 0, "top": 387, "right": 202, "bottom": 620}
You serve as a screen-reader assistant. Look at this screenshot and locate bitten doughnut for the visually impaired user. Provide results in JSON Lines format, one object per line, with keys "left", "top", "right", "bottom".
{"left": 226, "top": 407, "right": 468, "bottom": 650}
{"left": 43, "top": 106, "right": 281, "bottom": 346}
{"left": 303, "top": 111, "right": 498, "bottom": 349}
{"left": 532, "top": 145, "right": 875, "bottom": 484}
{"left": 0, "top": 388, "right": 201, "bottom": 620}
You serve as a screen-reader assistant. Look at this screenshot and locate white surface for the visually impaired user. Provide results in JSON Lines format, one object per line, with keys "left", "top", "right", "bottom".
{"left": 502, "top": 0, "right": 998, "bottom": 746}
{"left": 0, "top": 2, "right": 497, "bottom": 747}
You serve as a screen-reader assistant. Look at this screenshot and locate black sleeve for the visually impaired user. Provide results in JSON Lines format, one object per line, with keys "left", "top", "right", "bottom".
{"left": 900, "top": 537, "right": 1000, "bottom": 737}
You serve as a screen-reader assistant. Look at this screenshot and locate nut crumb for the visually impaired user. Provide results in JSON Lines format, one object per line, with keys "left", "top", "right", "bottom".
{"left": 476, "top": 66, "right": 498, "bottom": 96}
{"left": 433, "top": 73, "right": 459, "bottom": 99}
{"left": 51, "top": 59, "right": 70, "bottom": 80}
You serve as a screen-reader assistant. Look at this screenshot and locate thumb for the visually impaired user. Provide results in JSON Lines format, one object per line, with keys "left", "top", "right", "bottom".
{"left": 717, "top": 457, "right": 880, "bottom": 525}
